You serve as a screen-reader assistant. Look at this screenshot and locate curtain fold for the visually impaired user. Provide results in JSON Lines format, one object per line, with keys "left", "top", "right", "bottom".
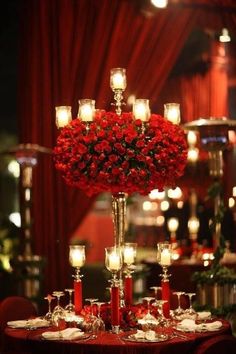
{"left": 18, "top": 0, "right": 200, "bottom": 293}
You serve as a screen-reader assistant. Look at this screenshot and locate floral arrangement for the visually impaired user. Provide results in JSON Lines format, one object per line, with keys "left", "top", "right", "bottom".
{"left": 54, "top": 111, "right": 187, "bottom": 196}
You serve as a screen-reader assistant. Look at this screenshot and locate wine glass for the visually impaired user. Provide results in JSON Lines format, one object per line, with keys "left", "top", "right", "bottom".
{"left": 51, "top": 291, "right": 66, "bottom": 329}
{"left": 185, "top": 292, "right": 197, "bottom": 317}
{"left": 44, "top": 294, "right": 55, "bottom": 322}
{"left": 92, "top": 302, "right": 105, "bottom": 333}
{"left": 152, "top": 300, "right": 169, "bottom": 333}
{"left": 64, "top": 288, "right": 75, "bottom": 313}
{"left": 172, "top": 291, "right": 185, "bottom": 318}
{"left": 138, "top": 296, "right": 158, "bottom": 330}
{"left": 150, "top": 286, "right": 162, "bottom": 299}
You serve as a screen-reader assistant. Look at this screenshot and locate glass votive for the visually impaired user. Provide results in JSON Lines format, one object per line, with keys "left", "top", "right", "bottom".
{"left": 164, "top": 103, "right": 180, "bottom": 125}
{"left": 78, "top": 99, "right": 95, "bottom": 122}
{"left": 55, "top": 106, "right": 72, "bottom": 128}
{"left": 69, "top": 245, "right": 86, "bottom": 268}
{"left": 133, "top": 99, "right": 151, "bottom": 121}
{"left": 157, "top": 243, "right": 172, "bottom": 267}
{"left": 105, "top": 246, "right": 122, "bottom": 274}
{"left": 110, "top": 68, "right": 127, "bottom": 90}
{"left": 123, "top": 243, "right": 137, "bottom": 266}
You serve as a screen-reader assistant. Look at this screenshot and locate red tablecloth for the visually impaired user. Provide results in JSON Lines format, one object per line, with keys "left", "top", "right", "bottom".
{"left": 4, "top": 320, "right": 232, "bottom": 354}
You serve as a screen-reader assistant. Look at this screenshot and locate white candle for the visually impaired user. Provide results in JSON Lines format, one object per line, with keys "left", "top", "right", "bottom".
{"left": 55, "top": 106, "right": 72, "bottom": 128}
{"left": 124, "top": 248, "right": 135, "bottom": 265}
{"left": 109, "top": 252, "right": 121, "bottom": 271}
{"left": 78, "top": 99, "right": 95, "bottom": 122}
{"left": 160, "top": 248, "right": 171, "bottom": 266}
{"left": 133, "top": 99, "right": 150, "bottom": 121}
{"left": 69, "top": 247, "right": 85, "bottom": 267}
{"left": 110, "top": 68, "right": 126, "bottom": 90}
{"left": 164, "top": 103, "right": 180, "bottom": 125}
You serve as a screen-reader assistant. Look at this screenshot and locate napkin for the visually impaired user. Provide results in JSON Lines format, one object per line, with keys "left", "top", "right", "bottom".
{"left": 7, "top": 318, "right": 49, "bottom": 329}
{"left": 177, "top": 319, "right": 197, "bottom": 332}
{"left": 133, "top": 330, "right": 156, "bottom": 341}
{"left": 196, "top": 321, "right": 222, "bottom": 332}
{"left": 197, "top": 311, "right": 212, "bottom": 321}
{"left": 42, "top": 328, "right": 84, "bottom": 340}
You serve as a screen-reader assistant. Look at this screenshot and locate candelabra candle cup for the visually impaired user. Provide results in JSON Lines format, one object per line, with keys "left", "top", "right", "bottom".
{"left": 78, "top": 99, "right": 95, "bottom": 122}
{"left": 110, "top": 68, "right": 127, "bottom": 90}
{"left": 123, "top": 243, "right": 137, "bottom": 267}
{"left": 164, "top": 103, "right": 181, "bottom": 125}
{"left": 157, "top": 243, "right": 172, "bottom": 271}
{"left": 69, "top": 245, "right": 85, "bottom": 268}
{"left": 133, "top": 99, "right": 151, "bottom": 122}
{"left": 55, "top": 106, "right": 72, "bottom": 128}
{"left": 105, "top": 246, "right": 122, "bottom": 281}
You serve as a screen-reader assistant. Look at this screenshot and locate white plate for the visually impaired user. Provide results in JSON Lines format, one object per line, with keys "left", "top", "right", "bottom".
{"left": 122, "top": 333, "right": 170, "bottom": 343}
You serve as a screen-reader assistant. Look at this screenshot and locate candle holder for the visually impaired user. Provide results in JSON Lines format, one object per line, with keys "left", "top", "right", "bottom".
{"left": 105, "top": 246, "right": 122, "bottom": 333}
{"left": 157, "top": 242, "right": 172, "bottom": 318}
{"left": 123, "top": 243, "right": 137, "bottom": 306}
{"left": 69, "top": 245, "right": 85, "bottom": 314}
{"left": 110, "top": 68, "right": 126, "bottom": 115}
{"left": 164, "top": 102, "right": 181, "bottom": 125}
{"left": 55, "top": 106, "right": 72, "bottom": 128}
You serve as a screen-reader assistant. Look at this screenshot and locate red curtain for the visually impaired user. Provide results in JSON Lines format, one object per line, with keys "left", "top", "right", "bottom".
{"left": 18, "top": 0, "right": 200, "bottom": 293}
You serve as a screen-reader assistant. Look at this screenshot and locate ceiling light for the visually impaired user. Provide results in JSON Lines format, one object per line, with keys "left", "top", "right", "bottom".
{"left": 151, "top": 0, "right": 168, "bottom": 9}
{"left": 219, "top": 28, "right": 231, "bottom": 43}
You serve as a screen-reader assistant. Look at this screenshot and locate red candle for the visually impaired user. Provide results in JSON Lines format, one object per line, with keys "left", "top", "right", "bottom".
{"left": 74, "top": 279, "right": 82, "bottom": 314}
{"left": 111, "top": 286, "right": 120, "bottom": 326}
{"left": 124, "top": 276, "right": 133, "bottom": 305}
{"left": 161, "top": 279, "right": 170, "bottom": 318}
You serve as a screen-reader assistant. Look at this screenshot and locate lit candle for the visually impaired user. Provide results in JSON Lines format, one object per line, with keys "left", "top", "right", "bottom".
{"left": 55, "top": 106, "right": 72, "bottom": 128}
{"left": 160, "top": 248, "right": 171, "bottom": 266}
{"left": 167, "top": 218, "right": 179, "bottom": 233}
{"left": 109, "top": 252, "right": 121, "bottom": 271}
{"left": 187, "top": 131, "right": 198, "bottom": 146}
{"left": 164, "top": 103, "right": 180, "bottom": 125}
{"left": 133, "top": 99, "right": 150, "bottom": 121}
{"left": 110, "top": 68, "right": 126, "bottom": 90}
{"left": 78, "top": 99, "right": 95, "bottom": 122}
{"left": 69, "top": 245, "right": 85, "bottom": 268}
{"left": 124, "top": 248, "right": 134, "bottom": 265}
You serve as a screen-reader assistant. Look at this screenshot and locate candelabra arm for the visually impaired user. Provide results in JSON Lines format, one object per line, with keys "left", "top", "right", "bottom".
{"left": 72, "top": 267, "right": 83, "bottom": 280}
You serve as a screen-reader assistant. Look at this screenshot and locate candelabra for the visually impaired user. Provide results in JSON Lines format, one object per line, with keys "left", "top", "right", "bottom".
{"left": 69, "top": 245, "right": 85, "bottom": 314}
{"left": 184, "top": 118, "right": 236, "bottom": 248}
{"left": 157, "top": 242, "right": 172, "bottom": 318}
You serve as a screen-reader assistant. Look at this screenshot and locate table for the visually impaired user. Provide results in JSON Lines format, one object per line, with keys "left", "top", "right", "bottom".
{"left": 4, "top": 320, "right": 232, "bottom": 354}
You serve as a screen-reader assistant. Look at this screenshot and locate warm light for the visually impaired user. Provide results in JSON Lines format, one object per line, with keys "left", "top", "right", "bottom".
{"left": 167, "top": 187, "right": 182, "bottom": 199}
{"left": 157, "top": 243, "right": 172, "bottom": 266}
{"left": 133, "top": 99, "right": 151, "bottom": 121}
{"left": 156, "top": 215, "right": 165, "bottom": 226}
{"left": 160, "top": 200, "right": 169, "bottom": 211}
{"left": 164, "top": 103, "right": 180, "bottom": 124}
{"left": 9, "top": 212, "right": 21, "bottom": 227}
{"left": 25, "top": 188, "right": 31, "bottom": 201}
{"left": 143, "top": 201, "right": 152, "bottom": 211}
{"left": 188, "top": 216, "right": 200, "bottom": 234}
{"left": 110, "top": 68, "right": 127, "bottom": 90}
{"left": 219, "top": 28, "right": 231, "bottom": 43}
{"left": 229, "top": 197, "right": 235, "bottom": 208}
{"left": 55, "top": 106, "right": 72, "bottom": 128}
{"left": 123, "top": 243, "right": 137, "bottom": 265}
{"left": 167, "top": 217, "right": 179, "bottom": 233}
{"left": 151, "top": 0, "right": 168, "bottom": 8}
{"left": 69, "top": 245, "right": 85, "bottom": 268}
{"left": 149, "top": 189, "right": 165, "bottom": 200}
{"left": 177, "top": 201, "right": 184, "bottom": 209}
{"left": 187, "top": 131, "right": 198, "bottom": 146}
{"left": 105, "top": 247, "right": 122, "bottom": 273}
{"left": 187, "top": 147, "right": 199, "bottom": 163}
{"left": 78, "top": 99, "right": 95, "bottom": 122}
{"left": 8, "top": 160, "right": 20, "bottom": 178}
{"left": 233, "top": 186, "right": 236, "bottom": 197}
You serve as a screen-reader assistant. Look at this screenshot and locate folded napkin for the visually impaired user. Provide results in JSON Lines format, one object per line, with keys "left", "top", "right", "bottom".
{"left": 197, "top": 311, "right": 212, "bottom": 321}
{"left": 177, "top": 319, "right": 197, "bottom": 332}
{"left": 7, "top": 318, "right": 49, "bottom": 329}
{"left": 42, "top": 328, "right": 84, "bottom": 340}
{"left": 177, "top": 319, "right": 222, "bottom": 332}
{"left": 134, "top": 330, "right": 156, "bottom": 341}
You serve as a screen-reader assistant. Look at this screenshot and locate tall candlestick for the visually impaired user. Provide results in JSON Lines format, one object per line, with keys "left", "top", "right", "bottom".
{"left": 161, "top": 279, "right": 170, "bottom": 318}
{"left": 111, "top": 285, "right": 120, "bottom": 328}
{"left": 74, "top": 279, "right": 82, "bottom": 314}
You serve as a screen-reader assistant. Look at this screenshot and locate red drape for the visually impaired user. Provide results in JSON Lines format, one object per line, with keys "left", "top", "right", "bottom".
{"left": 18, "top": 0, "right": 200, "bottom": 293}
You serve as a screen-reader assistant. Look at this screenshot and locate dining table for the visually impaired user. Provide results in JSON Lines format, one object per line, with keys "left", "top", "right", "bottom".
{"left": 4, "top": 318, "right": 233, "bottom": 354}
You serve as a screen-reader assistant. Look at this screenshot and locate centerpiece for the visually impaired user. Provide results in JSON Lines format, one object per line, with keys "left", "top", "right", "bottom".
{"left": 53, "top": 68, "right": 188, "bottom": 329}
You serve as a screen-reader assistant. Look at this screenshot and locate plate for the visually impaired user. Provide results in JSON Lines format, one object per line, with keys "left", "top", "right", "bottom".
{"left": 7, "top": 319, "right": 50, "bottom": 329}
{"left": 122, "top": 333, "right": 170, "bottom": 343}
